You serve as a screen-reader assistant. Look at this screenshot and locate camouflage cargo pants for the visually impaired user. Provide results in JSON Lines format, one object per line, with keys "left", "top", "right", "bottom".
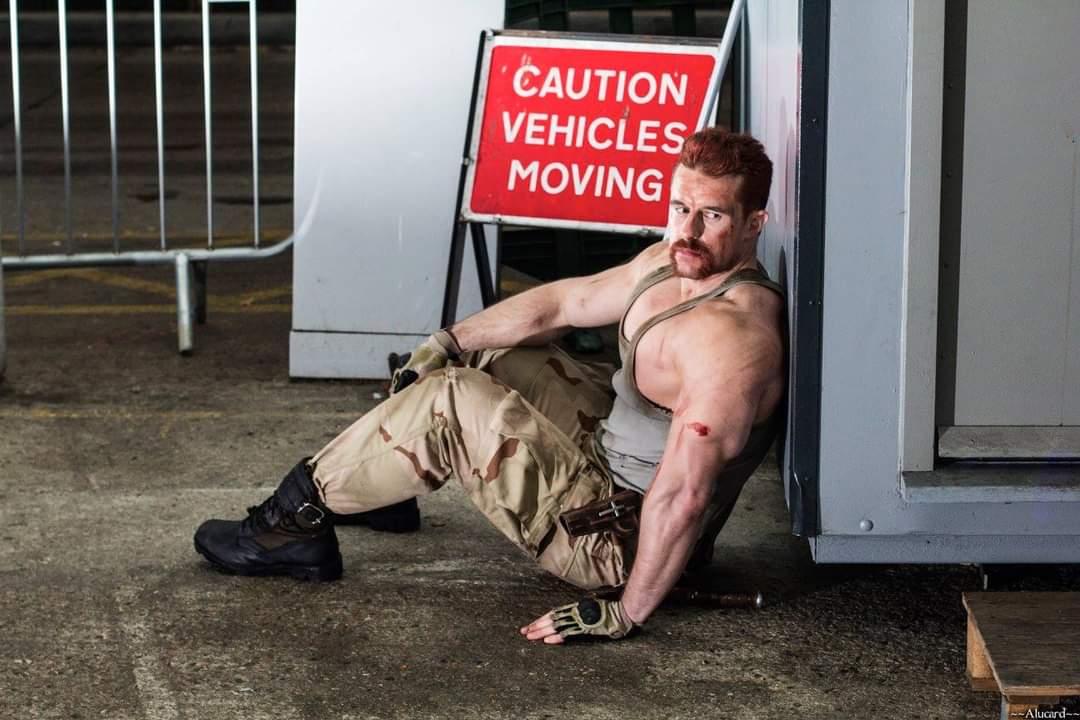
{"left": 311, "top": 345, "right": 629, "bottom": 590}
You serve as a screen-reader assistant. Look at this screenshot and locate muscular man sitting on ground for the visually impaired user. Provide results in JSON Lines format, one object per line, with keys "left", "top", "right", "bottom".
{"left": 194, "top": 127, "right": 786, "bottom": 643}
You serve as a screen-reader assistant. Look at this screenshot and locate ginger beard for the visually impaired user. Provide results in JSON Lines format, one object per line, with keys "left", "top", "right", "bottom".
{"left": 667, "top": 239, "right": 717, "bottom": 279}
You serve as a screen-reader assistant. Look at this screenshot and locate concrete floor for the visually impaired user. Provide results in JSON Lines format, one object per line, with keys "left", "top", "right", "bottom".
{"left": 8, "top": 257, "right": 1080, "bottom": 720}
{"left": 2, "top": 39, "right": 1079, "bottom": 720}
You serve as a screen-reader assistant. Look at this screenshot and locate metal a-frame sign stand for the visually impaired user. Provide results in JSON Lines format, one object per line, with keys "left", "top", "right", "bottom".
{"left": 441, "top": 31, "right": 497, "bottom": 328}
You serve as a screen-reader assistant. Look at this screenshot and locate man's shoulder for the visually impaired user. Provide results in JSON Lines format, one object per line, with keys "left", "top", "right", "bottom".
{"left": 628, "top": 242, "right": 671, "bottom": 283}
{"left": 640, "top": 241, "right": 669, "bottom": 263}
{"left": 672, "top": 289, "right": 785, "bottom": 368}
{"left": 722, "top": 273, "right": 785, "bottom": 311}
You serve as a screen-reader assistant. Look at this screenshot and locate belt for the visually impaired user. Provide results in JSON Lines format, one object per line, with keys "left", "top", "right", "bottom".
{"left": 558, "top": 489, "right": 642, "bottom": 539}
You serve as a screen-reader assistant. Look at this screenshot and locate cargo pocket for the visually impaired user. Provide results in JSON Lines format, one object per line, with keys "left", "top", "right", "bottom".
{"left": 481, "top": 388, "right": 590, "bottom": 556}
{"left": 536, "top": 467, "right": 627, "bottom": 590}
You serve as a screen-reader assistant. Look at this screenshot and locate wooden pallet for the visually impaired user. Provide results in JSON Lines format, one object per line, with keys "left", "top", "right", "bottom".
{"left": 963, "top": 592, "right": 1080, "bottom": 719}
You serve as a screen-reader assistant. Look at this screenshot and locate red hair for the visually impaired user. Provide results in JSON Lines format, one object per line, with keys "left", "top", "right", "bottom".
{"left": 676, "top": 128, "right": 772, "bottom": 213}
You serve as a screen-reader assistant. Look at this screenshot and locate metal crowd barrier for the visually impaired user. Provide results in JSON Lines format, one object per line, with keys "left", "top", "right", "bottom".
{"left": 0, "top": 0, "right": 294, "bottom": 368}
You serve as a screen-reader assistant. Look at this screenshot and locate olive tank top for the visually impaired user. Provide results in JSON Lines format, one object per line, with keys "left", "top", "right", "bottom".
{"left": 594, "top": 262, "right": 785, "bottom": 494}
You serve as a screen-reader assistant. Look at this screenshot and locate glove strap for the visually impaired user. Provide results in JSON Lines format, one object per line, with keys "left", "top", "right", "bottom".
{"left": 551, "top": 597, "right": 640, "bottom": 640}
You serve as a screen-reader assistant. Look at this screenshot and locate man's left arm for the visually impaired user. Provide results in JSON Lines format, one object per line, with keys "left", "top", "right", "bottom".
{"left": 522, "top": 319, "right": 780, "bottom": 643}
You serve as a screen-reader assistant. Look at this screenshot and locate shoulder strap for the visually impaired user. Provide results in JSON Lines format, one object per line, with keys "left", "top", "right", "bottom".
{"left": 701, "top": 266, "right": 785, "bottom": 302}
{"left": 628, "top": 266, "right": 782, "bottom": 348}
{"left": 618, "top": 264, "right": 673, "bottom": 348}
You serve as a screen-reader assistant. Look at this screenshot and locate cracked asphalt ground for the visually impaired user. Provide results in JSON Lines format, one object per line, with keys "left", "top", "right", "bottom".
{"left": 2, "top": 36, "right": 1079, "bottom": 720}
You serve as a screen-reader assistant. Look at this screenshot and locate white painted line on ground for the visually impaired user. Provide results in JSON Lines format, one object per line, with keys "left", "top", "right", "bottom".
{"left": 114, "top": 586, "right": 180, "bottom": 720}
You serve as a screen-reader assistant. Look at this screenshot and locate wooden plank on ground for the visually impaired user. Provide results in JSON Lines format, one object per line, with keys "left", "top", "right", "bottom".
{"left": 963, "top": 592, "right": 1080, "bottom": 697}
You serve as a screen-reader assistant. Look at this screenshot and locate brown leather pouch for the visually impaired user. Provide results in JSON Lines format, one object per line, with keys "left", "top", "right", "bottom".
{"left": 559, "top": 489, "right": 643, "bottom": 538}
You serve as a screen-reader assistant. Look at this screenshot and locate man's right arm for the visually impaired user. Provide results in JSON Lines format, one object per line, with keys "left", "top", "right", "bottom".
{"left": 448, "top": 242, "right": 663, "bottom": 352}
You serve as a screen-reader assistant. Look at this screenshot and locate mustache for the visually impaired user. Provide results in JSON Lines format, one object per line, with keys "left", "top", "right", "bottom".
{"left": 670, "top": 239, "right": 704, "bottom": 254}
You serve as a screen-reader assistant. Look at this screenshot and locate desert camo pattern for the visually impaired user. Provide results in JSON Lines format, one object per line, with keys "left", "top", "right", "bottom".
{"left": 311, "top": 345, "right": 628, "bottom": 590}
{"left": 389, "top": 331, "right": 457, "bottom": 394}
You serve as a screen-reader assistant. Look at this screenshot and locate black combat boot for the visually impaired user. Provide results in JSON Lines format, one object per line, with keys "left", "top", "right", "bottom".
{"left": 333, "top": 498, "right": 421, "bottom": 532}
{"left": 194, "top": 459, "right": 343, "bottom": 581}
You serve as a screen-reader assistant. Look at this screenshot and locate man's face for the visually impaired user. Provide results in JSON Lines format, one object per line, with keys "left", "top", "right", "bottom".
{"left": 666, "top": 165, "right": 766, "bottom": 280}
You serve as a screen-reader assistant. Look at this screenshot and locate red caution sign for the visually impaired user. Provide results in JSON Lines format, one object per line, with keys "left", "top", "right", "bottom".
{"left": 462, "top": 33, "right": 722, "bottom": 234}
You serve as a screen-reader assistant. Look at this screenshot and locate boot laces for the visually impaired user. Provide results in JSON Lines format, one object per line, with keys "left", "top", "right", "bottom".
{"left": 242, "top": 494, "right": 283, "bottom": 533}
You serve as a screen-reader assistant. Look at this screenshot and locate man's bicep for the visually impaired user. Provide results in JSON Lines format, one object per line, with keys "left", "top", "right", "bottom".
{"left": 646, "top": 399, "right": 736, "bottom": 510}
{"left": 676, "top": 381, "right": 761, "bottom": 465}
{"left": 653, "top": 352, "right": 772, "bottom": 497}
{"left": 554, "top": 265, "right": 631, "bottom": 329}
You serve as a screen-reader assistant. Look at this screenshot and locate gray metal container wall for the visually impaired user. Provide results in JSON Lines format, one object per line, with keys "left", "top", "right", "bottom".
{"left": 751, "top": 0, "right": 1080, "bottom": 563}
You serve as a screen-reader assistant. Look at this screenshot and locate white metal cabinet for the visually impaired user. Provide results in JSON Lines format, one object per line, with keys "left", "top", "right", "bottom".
{"left": 290, "top": 0, "right": 502, "bottom": 379}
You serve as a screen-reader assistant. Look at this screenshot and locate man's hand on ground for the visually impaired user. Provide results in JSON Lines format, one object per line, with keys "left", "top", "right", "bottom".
{"left": 520, "top": 609, "right": 565, "bottom": 645}
{"left": 390, "top": 330, "right": 462, "bottom": 394}
{"left": 520, "top": 597, "right": 639, "bottom": 644}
